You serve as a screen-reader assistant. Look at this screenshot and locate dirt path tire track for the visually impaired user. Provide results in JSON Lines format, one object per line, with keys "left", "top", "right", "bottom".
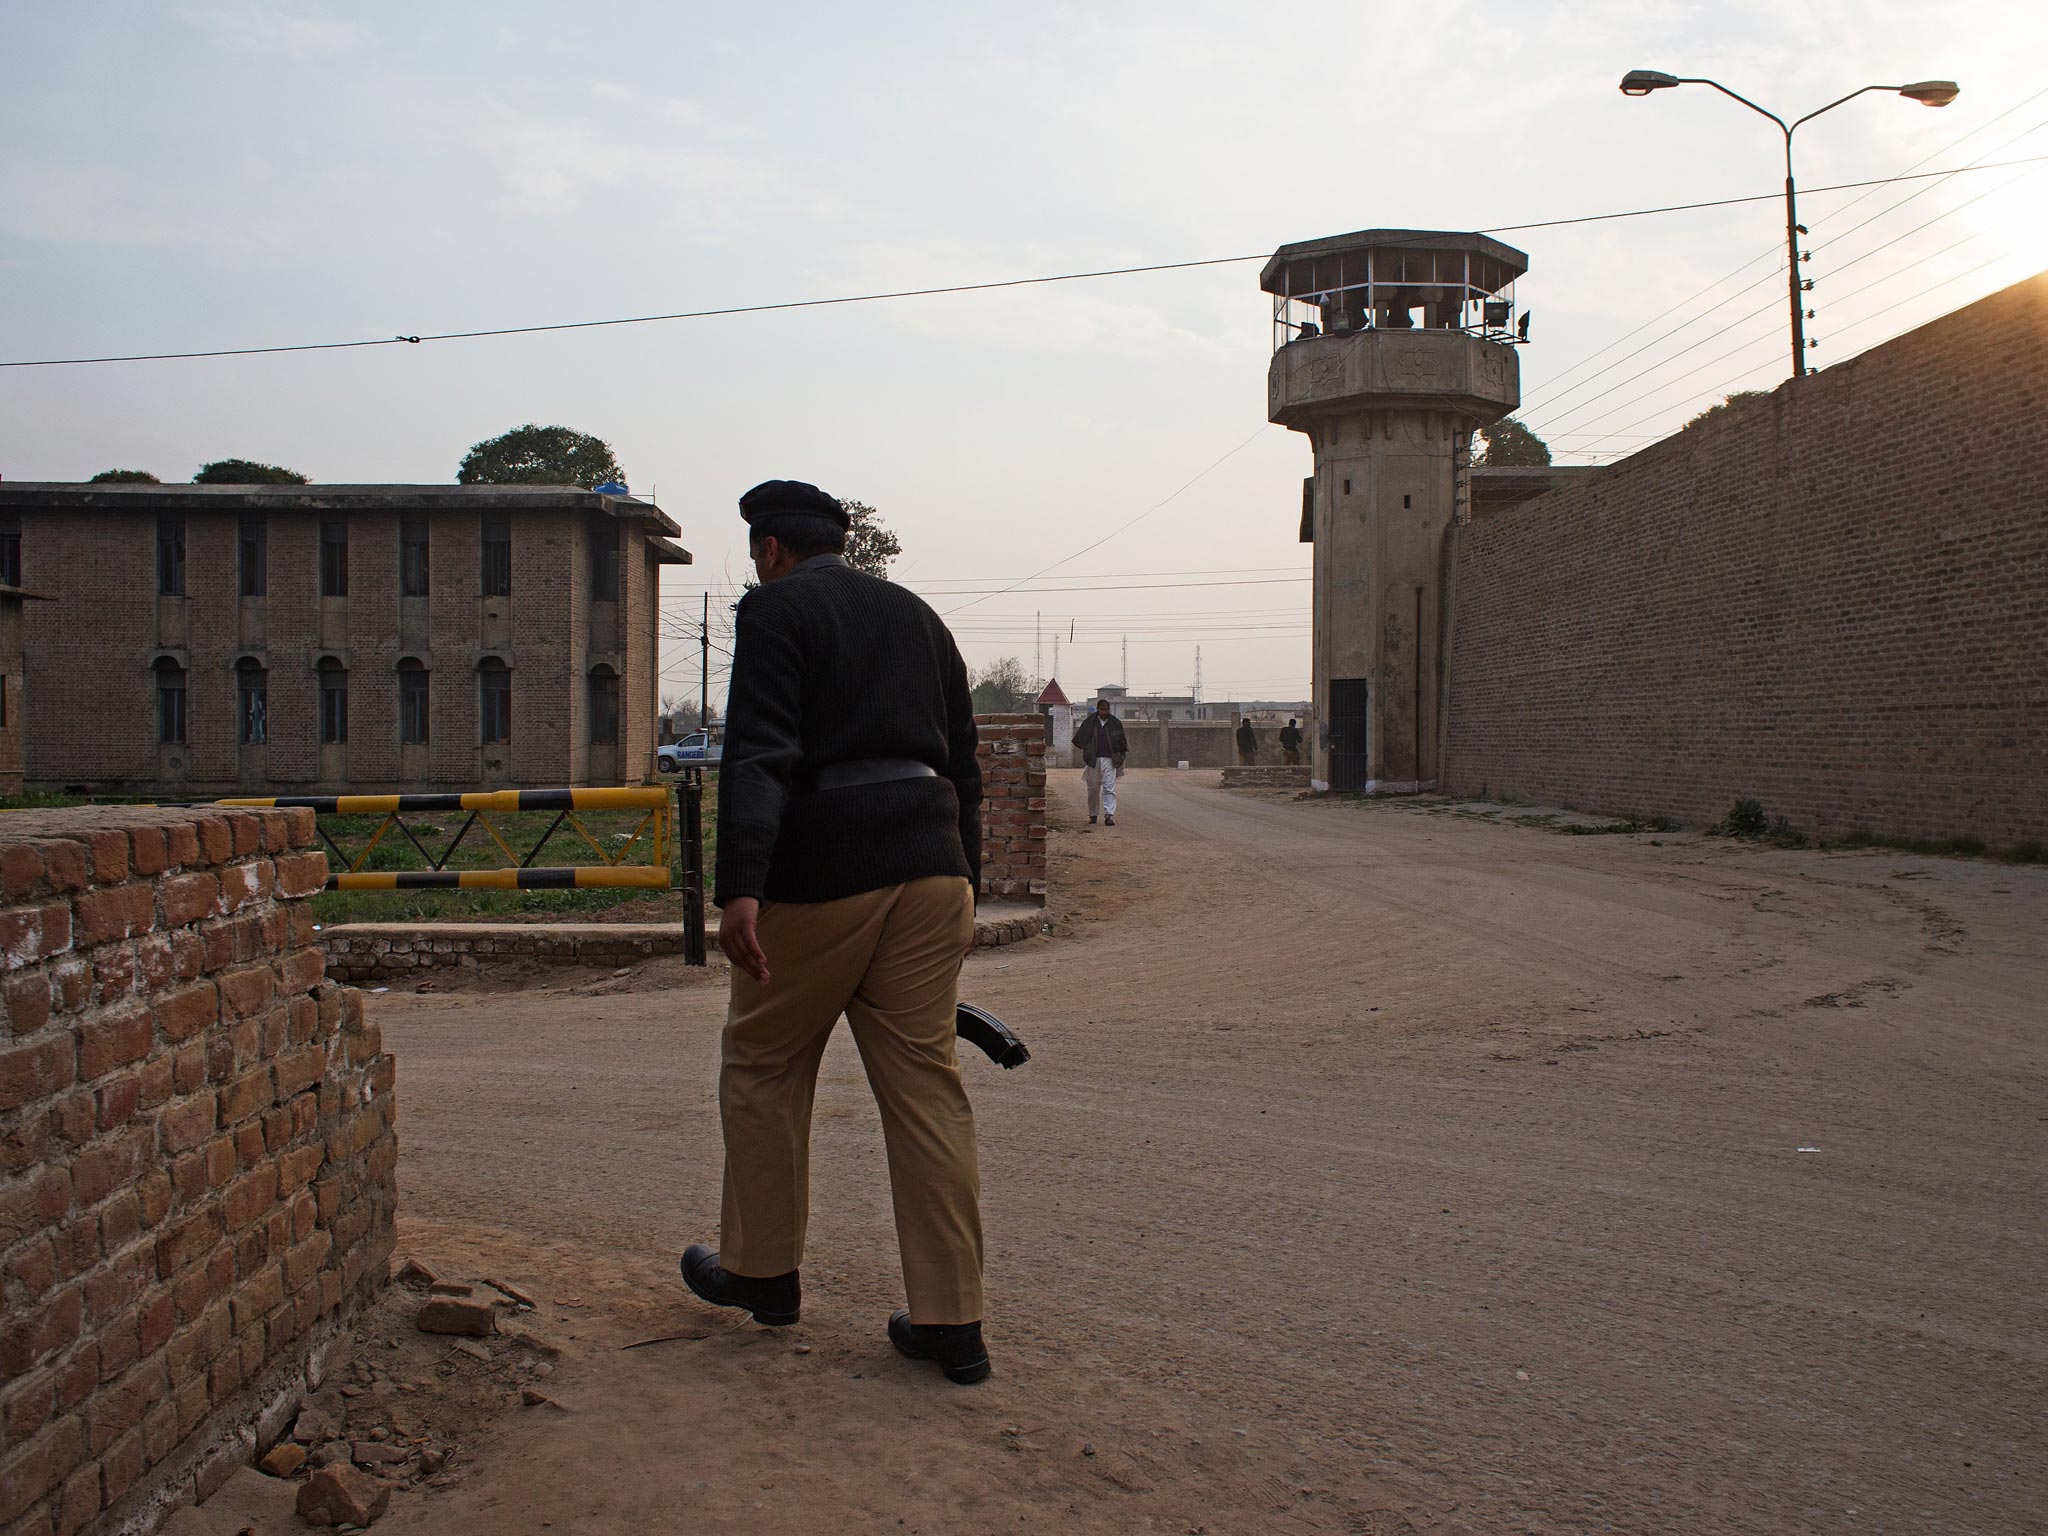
{"left": 374, "top": 768, "right": 2047, "bottom": 1535}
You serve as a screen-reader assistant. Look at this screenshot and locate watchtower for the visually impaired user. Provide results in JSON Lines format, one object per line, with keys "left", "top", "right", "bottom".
{"left": 1262, "top": 228, "right": 1525, "bottom": 791}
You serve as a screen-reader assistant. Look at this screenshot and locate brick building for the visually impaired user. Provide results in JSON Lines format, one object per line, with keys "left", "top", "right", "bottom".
{"left": 0, "top": 484, "right": 690, "bottom": 796}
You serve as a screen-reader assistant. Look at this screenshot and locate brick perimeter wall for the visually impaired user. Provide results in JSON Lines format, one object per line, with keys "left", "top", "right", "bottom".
{"left": 0, "top": 808, "right": 393, "bottom": 1536}
{"left": 975, "top": 714, "right": 1046, "bottom": 902}
{"left": 1443, "top": 271, "right": 2048, "bottom": 845}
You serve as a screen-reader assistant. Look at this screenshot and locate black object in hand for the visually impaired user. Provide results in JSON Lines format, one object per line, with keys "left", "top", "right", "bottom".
{"left": 955, "top": 1003, "right": 1030, "bottom": 1069}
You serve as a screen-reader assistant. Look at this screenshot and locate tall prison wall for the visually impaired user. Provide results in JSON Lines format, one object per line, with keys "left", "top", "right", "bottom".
{"left": 976, "top": 714, "right": 1047, "bottom": 902}
{"left": 1442, "top": 271, "right": 2048, "bottom": 846}
{"left": 0, "top": 807, "right": 392, "bottom": 1536}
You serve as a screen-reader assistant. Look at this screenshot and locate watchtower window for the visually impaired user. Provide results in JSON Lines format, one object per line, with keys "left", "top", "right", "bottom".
{"left": 0, "top": 515, "right": 20, "bottom": 587}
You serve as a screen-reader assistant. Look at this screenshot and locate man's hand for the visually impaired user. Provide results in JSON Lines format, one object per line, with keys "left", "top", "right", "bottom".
{"left": 719, "top": 897, "right": 772, "bottom": 984}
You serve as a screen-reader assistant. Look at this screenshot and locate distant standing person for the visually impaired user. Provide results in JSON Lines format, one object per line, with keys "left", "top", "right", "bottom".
{"left": 1279, "top": 718, "right": 1303, "bottom": 766}
{"left": 1236, "top": 718, "right": 1259, "bottom": 766}
{"left": 1073, "top": 698, "right": 1127, "bottom": 826}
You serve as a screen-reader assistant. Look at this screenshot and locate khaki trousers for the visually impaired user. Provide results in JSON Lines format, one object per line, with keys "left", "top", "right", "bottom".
{"left": 719, "top": 875, "right": 983, "bottom": 1323}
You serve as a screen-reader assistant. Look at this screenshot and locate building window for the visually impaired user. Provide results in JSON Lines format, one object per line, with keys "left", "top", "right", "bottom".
{"left": 590, "top": 526, "right": 619, "bottom": 601}
{"left": 318, "top": 657, "right": 348, "bottom": 745}
{"left": 588, "top": 666, "right": 619, "bottom": 746}
{"left": 400, "top": 518, "right": 430, "bottom": 597}
{"left": 157, "top": 515, "right": 186, "bottom": 597}
{"left": 481, "top": 519, "right": 511, "bottom": 598}
{"left": 319, "top": 519, "right": 348, "bottom": 597}
{"left": 398, "top": 659, "right": 430, "bottom": 745}
{"left": 0, "top": 515, "right": 19, "bottom": 587}
{"left": 0, "top": 675, "right": 8, "bottom": 728}
{"left": 236, "top": 659, "right": 267, "bottom": 746}
{"left": 479, "top": 659, "right": 511, "bottom": 745}
{"left": 155, "top": 658, "right": 187, "bottom": 746}
{"left": 238, "top": 514, "right": 267, "bottom": 597}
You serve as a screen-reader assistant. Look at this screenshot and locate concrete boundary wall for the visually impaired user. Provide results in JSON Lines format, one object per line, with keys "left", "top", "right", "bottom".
{"left": 1443, "top": 271, "right": 2048, "bottom": 845}
{"left": 0, "top": 807, "right": 394, "bottom": 1536}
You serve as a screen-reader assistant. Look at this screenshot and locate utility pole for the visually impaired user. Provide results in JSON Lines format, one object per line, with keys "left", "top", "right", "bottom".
{"left": 1122, "top": 636, "right": 1128, "bottom": 691}
{"left": 699, "top": 593, "right": 709, "bottom": 733}
{"left": 1034, "top": 611, "right": 1042, "bottom": 686}
{"left": 1052, "top": 633, "right": 1060, "bottom": 684}
{"left": 1194, "top": 646, "right": 1203, "bottom": 711}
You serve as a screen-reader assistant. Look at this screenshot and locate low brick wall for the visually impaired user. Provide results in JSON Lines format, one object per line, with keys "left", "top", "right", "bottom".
{"left": 0, "top": 807, "right": 393, "bottom": 1535}
{"left": 976, "top": 714, "right": 1046, "bottom": 903}
{"left": 319, "top": 904, "right": 1047, "bottom": 984}
{"left": 1219, "top": 766, "right": 1311, "bottom": 790}
{"left": 321, "top": 922, "right": 683, "bottom": 982}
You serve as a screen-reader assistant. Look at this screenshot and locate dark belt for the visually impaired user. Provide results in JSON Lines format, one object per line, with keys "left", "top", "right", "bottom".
{"left": 807, "top": 758, "right": 938, "bottom": 792}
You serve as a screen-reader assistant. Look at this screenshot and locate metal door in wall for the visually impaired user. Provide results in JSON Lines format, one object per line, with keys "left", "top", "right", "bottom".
{"left": 1329, "top": 677, "right": 1369, "bottom": 791}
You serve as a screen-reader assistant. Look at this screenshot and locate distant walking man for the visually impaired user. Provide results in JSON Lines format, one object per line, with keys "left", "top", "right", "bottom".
{"left": 1236, "top": 717, "right": 1259, "bottom": 766}
{"left": 1073, "top": 697, "right": 1126, "bottom": 826}
{"left": 681, "top": 479, "right": 994, "bottom": 1386}
{"left": 1279, "top": 718, "right": 1303, "bottom": 767}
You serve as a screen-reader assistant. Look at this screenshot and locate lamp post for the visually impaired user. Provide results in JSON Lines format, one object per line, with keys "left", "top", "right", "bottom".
{"left": 1619, "top": 71, "right": 1958, "bottom": 379}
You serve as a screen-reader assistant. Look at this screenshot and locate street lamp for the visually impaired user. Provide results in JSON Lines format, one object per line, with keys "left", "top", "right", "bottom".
{"left": 1619, "top": 71, "right": 1959, "bottom": 378}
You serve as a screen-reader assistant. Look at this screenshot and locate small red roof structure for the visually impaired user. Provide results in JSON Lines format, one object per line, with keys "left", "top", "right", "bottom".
{"left": 1035, "top": 677, "right": 1070, "bottom": 707}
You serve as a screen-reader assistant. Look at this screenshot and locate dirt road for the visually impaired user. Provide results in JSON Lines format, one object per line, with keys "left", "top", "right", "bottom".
{"left": 334, "top": 769, "right": 2043, "bottom": 1534}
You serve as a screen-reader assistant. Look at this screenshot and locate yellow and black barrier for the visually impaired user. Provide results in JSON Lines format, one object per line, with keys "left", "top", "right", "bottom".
{"left": 215, "top": 785, "right": 671, "bottom": 884}
{"left": 326, "top": 866, "right": 672, "bottom": 891}
{"left": 210, "top": 779, "right": 707, "bottom": 965}
{"left": 219, "top": 788, "right": 667, "bottom": 815}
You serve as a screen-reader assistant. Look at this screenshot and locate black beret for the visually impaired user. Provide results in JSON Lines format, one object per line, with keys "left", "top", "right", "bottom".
{"left": 738, "top": 479, "right": 848, "bottom": 531}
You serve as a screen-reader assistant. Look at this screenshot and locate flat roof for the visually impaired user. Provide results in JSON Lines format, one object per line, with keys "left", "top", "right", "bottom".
{"left": 0, "top": 481, "right": 686, "bottom": 543}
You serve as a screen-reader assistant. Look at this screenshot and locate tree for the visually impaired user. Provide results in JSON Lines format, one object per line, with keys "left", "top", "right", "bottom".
{"left": 1684, "top": 390, "right": 1770, "bottom": 431}
{"left": 193, "top": 459, "right": 308, "bottom": 484}
{"left": 87, "top": 469, "right": 160, "bottom": 484}
{"left": 970, "top": 657, "right": 1036, "bottom": 715}
{"left": 841, "top": 499, "right": 902, "bottom": 579}
{"left": 661, "top": 695, "right": 705, "bottom": 733}
{"left": 1473, "top": 417, "right": 1552, "bottom": 467}
{"left": 457, "top": 424, "right": 625, "bottom": 488}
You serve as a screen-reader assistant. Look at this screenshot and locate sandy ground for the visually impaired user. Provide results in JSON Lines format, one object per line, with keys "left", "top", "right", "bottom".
{"left": 185, "top": 769, "right": 2046, "bottom": 1534}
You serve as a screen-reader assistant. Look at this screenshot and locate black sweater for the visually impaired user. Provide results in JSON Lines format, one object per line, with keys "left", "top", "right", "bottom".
{"left": 714, "top": 556, "right": 981, "bottom": 906}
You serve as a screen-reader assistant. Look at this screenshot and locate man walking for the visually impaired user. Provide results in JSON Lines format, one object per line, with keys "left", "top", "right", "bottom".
{"left": 1072, "top": 697, "right": 1126, "bottom": 826}
{"left": 1236, "top": 717, "right": 1259, "bottom": 766}
{"left": 1279, "top": 718, "right": 1303, "bottom": 766}
{"left": 680, "top": 479, "right": 993, "bottom": 1386}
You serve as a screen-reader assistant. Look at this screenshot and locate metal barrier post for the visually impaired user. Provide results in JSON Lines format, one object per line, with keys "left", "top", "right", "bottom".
{"left": 679, "top": 768, "right": 707, "bottom": 966}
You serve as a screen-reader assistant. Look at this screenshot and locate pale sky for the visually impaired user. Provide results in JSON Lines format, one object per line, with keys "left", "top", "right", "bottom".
{"left": 4, "top": 1, "right": 2043, "bottom": 708}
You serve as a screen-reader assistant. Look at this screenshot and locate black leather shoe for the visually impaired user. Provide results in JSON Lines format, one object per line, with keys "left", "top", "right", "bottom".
{"left": 1104, "top": 815, "right": 1115, "bottom": 826}
{"left": 680, "top": 1243, "right": 800, "bottom": 1326}
{"left": 887, "top": 1308, "right": 991, "bottom": 1384}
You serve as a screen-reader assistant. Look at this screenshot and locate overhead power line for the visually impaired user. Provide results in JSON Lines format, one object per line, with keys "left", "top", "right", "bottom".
{"left": 7, "top": 155, "right": 2048, "bottom": 369}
